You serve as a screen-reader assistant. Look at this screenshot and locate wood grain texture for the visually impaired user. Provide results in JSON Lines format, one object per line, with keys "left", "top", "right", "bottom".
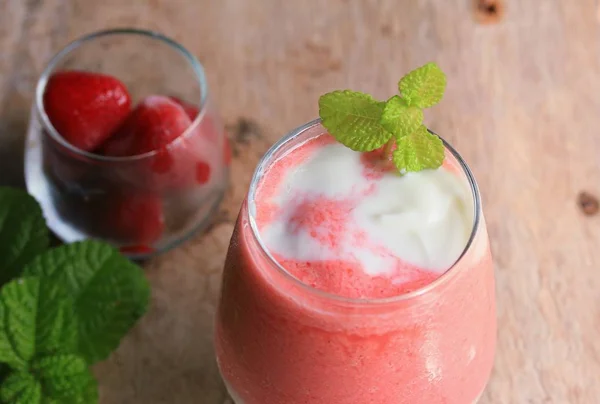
{"left": 1, "top": 0, "right": 600, "bottom": 402}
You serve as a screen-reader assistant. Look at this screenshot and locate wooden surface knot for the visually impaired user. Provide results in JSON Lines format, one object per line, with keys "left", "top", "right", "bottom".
{"left": 474, "top": 0, "right": 504, "bottom": 24}
{"left": 577, "top": 191, "right": 599, "bottom": 216}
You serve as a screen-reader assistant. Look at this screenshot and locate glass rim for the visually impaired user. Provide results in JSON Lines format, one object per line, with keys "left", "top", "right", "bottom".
{"left": 35, "top": 27, "right": 209, "bottom": 163}
{"left": 247, "top": 118, "right": 483, "bottom": 305}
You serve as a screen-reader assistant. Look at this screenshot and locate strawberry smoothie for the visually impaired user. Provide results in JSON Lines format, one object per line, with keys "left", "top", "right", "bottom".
{"left": 215, "top": 120, "right": 495, "bottom": 404}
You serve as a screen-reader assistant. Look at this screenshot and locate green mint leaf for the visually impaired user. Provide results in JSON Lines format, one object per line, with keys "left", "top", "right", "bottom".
{"left": 31, "top": 354, "right": 97, "bottom": 403}
{"left": 380, "top": 95, "right": 424, "bottom": 139}
{"left": 77, "top": 373, "right": 99, "bottom": 404}
{"left": 0, "top": 278, "right": 77, "bottom": 370}
{"left": 319, "top": 90, "right": 392, "bottom": 151}
{"left": 0, "top": 371, "right": 41, "bottom": 404}
{"left": 23, "top": 241, "right": 150, "bottom": 364}
{"left": 0, "top": 354, "right": 97, "bottom": 404}
{"left": 392, "top": 125, "right": 445, "bottom": 172}
{"left": 0, "top": 188, "right": 48, "bottom": 286}
{"left": 398, "top": 62, "right": 447, "bottom": 108}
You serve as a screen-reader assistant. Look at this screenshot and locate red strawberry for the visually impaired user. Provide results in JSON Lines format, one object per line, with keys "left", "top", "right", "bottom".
{"left": 43, "top": 71, "right": 131, "bottom": 152}
{"left": 169, "top": 96, "right": 231, "bottom": 168}
{"left": 169, "top": 97, "right": 223, "bottom": 146}
{"left": 195, "top": 161, "right": 211, "bottom": 184}
{"left": 109, "top": 193, "right": 165, "bottom": 245}
{"left": 100, "top": 95, "right": 192, "bottom": 157}
{"left": 119, "top": 244, "right": 156, "bottom": 255}
{"left": 168, "top": 96, "right": 199, "bottom": 120}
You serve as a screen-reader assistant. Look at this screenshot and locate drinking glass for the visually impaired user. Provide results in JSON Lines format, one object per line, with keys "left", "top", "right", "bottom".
{"left": 25, "top": 29, "right": 229, "bottom": 258}
{"left": 214, "top": 119, "right": 495, "bottom": 404}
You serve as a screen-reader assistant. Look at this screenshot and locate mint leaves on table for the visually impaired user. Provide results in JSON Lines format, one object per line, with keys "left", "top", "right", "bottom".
{"left": 0, "top": 354, "right": 97, "bottom": 404}
{"left": 0, "top": 187, "right": 150, "bottom": 404}
{"left": 0, "top": 188, "right": 48, "bottom": 286}
{"left": 23, "top": 242, "right": 150, "bottom": 364}
{"left": 0, "top": 278, "right": 78, "bottom": 369}
{"left": 319, "top": 62, "right": 447, "bottom": 172}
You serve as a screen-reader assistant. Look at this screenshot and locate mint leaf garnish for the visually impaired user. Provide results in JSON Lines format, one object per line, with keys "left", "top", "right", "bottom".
{"left": 23, "top": 241, "right": 150, "bottom": 364}
{"left": 0, "top": 354, "right": 97, "bottom": 404}
{"left": 319, "top": 90, "right": 392, "bottom": 151}
{"left": 393, "top": 125, "right": 445, "bottom": 172}
{"left": 318, "top": 62, "right": 447, "bottom": 172}
{"left": 380, "top": 95, "right": 424, "bottom": 139}
{"left": 399, "top": 62, "right": 447, "bottom": 108}
{"left": 0, "top": 278, "right": 77, "bottom": 369}
{"left": 0, "top": 188, "right": 48, "bottom": 286}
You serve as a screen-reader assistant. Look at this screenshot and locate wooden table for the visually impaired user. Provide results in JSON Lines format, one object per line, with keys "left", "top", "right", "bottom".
{"left": 1, "top": 1, "right": 599, "bottom": 402}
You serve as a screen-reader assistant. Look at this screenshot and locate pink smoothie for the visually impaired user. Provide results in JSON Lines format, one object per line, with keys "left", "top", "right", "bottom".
{"left": 215, "top": 121, "right": 496, "bottom": 404}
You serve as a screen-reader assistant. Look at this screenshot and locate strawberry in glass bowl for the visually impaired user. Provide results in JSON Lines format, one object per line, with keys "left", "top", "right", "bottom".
{"left": 25, "top": 29, "right": 230, "bottom": 259}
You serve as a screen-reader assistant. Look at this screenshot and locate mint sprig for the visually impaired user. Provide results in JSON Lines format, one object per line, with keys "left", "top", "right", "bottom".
{"left": 319, "top": 62, "right": 447, "bottom": 172}
{"left": 319, "top": 90, "right": 391, "bottom": 151}
{"left": 393, "top": 125, "right": 445, "bottom": 172}
{"left": 380, "top": 95, "right": 424, "bottom": 139}
{"left": 0, "top": 188, "right": 150, "bottom": 404}
{"left": 399, "top": 63, "right": 447, "bottom": 108}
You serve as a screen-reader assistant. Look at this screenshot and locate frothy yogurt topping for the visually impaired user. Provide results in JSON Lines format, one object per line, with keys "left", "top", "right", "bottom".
{"left": 253, "top": 134, "right": 474, "bottom": 293}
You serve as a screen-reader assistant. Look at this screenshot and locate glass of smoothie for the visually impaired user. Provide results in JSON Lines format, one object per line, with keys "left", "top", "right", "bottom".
{"left": 215, "top": 67, "right": 495, "bottom": 403}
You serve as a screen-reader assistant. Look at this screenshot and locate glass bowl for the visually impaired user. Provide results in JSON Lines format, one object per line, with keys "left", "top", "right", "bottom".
{"left": 25, "top": 28, "right": 230, "bottom": 259}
